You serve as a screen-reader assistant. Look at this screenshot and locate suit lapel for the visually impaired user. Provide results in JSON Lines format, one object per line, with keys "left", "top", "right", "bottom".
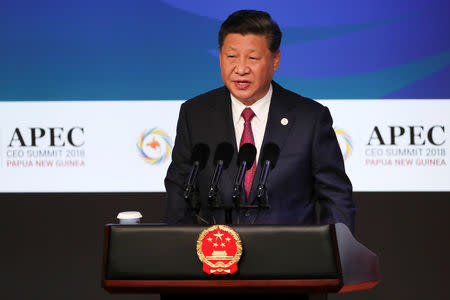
{"left": 248, "top": 82, "right": 296, "bottom": 204}
{"left": 212, "top": 87, "right": 237, "bottom": 151}
{"left": 212, "top": 88, "right": 239, "bottom": 204}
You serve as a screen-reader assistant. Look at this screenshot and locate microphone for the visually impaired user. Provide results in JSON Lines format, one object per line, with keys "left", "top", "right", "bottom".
{"left": 184, "top": 143, "right": 210, "bottom": 208}
{"left": 207, "top": 142, "right": 234, "bottom": 206}
{"left": 232, "top": 143, "right": 257, "bottom": 207}
{"left": 256, "top": 143, "right": 280, "bottom": 208}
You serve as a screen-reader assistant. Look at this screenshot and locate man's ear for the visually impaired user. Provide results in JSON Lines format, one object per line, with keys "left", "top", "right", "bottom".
{"left": 273, "top": 49, "right": 281, "bottom": 71}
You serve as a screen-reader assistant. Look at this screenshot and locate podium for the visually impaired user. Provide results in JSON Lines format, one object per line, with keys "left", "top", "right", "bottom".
{"left": 102, "top": 223, "right": 380, "bottom": 296}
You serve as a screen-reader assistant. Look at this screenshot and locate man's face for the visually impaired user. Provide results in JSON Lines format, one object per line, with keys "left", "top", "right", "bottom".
{"left": 220, "top": 33, "right": 280, "bottom": 106}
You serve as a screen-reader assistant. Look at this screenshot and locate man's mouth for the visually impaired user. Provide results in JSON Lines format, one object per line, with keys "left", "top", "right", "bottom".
{"left": 234, "top": 80, "right": 251, "bottom": 89}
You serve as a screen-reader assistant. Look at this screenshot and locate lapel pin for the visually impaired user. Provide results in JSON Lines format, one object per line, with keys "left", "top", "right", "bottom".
{"left": 281, "top": 118, "right": 288, "bottom": 126}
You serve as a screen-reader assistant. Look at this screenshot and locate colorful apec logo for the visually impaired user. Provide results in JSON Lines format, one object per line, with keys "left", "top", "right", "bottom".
{"left": 334, "top": 128, "right": 352, "bottom": 161}
{"left": 137, "top": 128, "right": 173, "bottom": 164}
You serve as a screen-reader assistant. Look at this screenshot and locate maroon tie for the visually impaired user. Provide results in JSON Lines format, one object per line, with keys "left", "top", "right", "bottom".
{"left": 239, "top": 107, "right": 256, "bottom": 199}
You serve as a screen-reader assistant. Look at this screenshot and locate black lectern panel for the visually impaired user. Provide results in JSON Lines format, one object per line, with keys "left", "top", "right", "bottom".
{"left": 102, "top": 223, "right": 380, "bottom": 294}
{"left": 105, "top": 224, "right": 339, "bottom": 280}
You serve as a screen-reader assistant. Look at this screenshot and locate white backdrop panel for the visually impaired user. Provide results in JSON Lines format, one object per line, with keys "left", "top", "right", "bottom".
{"left": 0, "top": 100, "right": 448, "bottom": 192}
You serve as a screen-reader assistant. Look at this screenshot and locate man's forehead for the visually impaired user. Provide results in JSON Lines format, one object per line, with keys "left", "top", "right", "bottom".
{"left": 221, "top": 33, "right": 269, "bottom": 52}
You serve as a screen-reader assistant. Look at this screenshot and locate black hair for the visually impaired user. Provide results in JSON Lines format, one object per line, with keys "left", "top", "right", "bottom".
{"left": 218, "top": 10, "right": 282, "bottom": 53}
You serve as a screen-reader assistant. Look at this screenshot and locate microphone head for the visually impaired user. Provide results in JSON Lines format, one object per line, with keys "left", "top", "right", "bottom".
{"left": 238, "top": 143, "right": 257, "bottom": 170}
{"left": 260, "top": 143, "right": 280, "bottom": 169}
{"left": 213, "top": 142, "right": 234, "bottom": 169}
{"left": 190, "top": 143, "right": 210, "bottom": 170}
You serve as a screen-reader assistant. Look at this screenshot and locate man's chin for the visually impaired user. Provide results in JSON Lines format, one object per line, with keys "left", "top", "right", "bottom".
{"left": 231, "top": 93, "right": 257, "bottom": 106}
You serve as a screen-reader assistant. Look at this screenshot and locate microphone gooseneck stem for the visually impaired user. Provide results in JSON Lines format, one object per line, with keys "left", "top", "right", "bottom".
{"left": 256, "top": 160, "right": 271, "bottom": 208}
{"left": 184, "top": 161, "right": 200, "bottom": 201}
{"left": 256, "top": 183, "right": 265, "bottom": 198}
{"left": 232, "top": 162, "right": 247, "bottom": 208}
{"left": 208, "top": 160, "right": 224, "bottom": 206}
{"left": 259, "top": 160, "right": 271, "bottom": 186}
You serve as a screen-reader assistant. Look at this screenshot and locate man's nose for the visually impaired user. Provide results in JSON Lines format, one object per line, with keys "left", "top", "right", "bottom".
{"left": 234, "top": 59, "right": 250, "bottom": 75}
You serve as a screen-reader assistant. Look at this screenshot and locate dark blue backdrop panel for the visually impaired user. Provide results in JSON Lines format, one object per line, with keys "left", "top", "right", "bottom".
{"left": 1, "top": 0, "right": 449, "bottom": 100}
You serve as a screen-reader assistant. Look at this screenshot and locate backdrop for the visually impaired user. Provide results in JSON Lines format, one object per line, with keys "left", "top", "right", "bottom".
{"left": 1, "top": 1, "right": 450, "bottom": 300}
{"left": 1, "top": 0, "right": 450, "bottom": 192}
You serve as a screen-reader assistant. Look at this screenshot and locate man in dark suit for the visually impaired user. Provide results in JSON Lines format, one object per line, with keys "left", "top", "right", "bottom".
{"left": 165, "top": 10, "right": 355, "bottom": 232}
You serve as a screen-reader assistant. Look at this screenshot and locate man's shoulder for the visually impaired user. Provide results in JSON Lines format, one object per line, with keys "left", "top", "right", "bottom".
{"left": 273, "top": 81, "right": 325, "bottom": 113}
{"left": 182, "top": 86, "right": 228, "bottom": 110}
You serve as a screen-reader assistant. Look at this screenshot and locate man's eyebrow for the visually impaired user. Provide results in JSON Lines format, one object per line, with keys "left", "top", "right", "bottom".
{"left": 226, "top": 46, "right": 257, "bottom": 53}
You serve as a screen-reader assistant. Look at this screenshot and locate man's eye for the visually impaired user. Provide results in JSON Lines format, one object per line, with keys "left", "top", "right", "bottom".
{"left": 249, "top": 57, "right": 258, "bottom": 60}
{"left": 228, "top": 55, "right": 235, "bottom": 58}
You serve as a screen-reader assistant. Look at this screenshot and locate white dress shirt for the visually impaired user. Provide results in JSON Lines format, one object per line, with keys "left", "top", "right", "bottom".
{"left": 230, "top": 84, "right": 272, "bottom": 163}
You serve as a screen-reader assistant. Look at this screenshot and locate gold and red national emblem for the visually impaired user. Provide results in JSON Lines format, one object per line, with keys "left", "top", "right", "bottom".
{"left": 196, "top": 225, "right": 242, "bottom": 275}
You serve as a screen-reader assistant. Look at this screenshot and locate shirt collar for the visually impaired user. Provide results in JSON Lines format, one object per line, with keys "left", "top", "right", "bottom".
{"left": 230, "top": 84, "right": 273, "bottom": 121}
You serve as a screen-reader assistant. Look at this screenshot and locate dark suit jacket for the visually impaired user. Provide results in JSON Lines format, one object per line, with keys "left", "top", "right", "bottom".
{"left": 165, "top": 82, "right": 355, "bottom": 232}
